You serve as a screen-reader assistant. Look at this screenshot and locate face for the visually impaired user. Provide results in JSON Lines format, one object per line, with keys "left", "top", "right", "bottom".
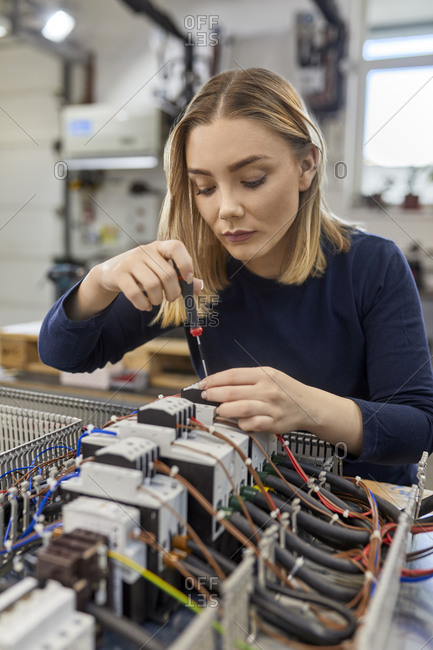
{"left": 185, "top": 117, "right": 317, "bottom": 278}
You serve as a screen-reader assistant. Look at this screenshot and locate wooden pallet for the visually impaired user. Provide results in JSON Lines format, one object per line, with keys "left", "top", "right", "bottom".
{"left": 123, "top": 338, "right": 198, "bottom": 388}
{"left": 0, "top": 326, "right": 197, "bottom": 389}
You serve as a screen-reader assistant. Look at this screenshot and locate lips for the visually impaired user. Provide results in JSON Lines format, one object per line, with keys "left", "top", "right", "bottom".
{"left": 223, "top": 230, "right": 255, "bottom": 243}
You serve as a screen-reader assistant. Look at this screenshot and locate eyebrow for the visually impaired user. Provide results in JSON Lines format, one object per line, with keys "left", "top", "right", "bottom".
{"left": 187, "top": 155, "right": 271, "bottom": 176}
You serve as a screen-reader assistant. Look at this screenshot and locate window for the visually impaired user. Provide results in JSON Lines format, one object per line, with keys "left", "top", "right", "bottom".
{"left": 361, "top": 35, "right": 433, "bottom": 207}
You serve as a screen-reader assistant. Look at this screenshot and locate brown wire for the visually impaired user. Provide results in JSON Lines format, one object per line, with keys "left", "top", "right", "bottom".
{"left": 171, "top": 440, "right": 260, "bottom": 543}
{"left": 188, "top": 419, "right": 282, "bottom": 519}
{"left": 135, "top": 531, "right": 212, "bottom": 601}
{"left": 138, "top": 483, "right": 226, "bottom": 583}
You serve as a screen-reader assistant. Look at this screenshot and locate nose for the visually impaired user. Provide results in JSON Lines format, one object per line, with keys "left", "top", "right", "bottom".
{"left": 218, "top": 188, "right": 245, "bottom": 221}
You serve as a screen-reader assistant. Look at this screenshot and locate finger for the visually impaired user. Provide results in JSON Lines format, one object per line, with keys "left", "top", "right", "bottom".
{"left": 136, "top": 248, "right": 181, "bottom": 302}
{"left": 216, "top": 399, "right": 273, "bottom": 420}
{"left": 157, "top": 240, "right": 195, "bottom": 283}
{"left": 202, "top": 368, "right": 260, "bottom": 388}
{"left": 120, "top": 274, "right": 153, "bottom": 311}
{"left": 202, "top": 385, "right": 264, "bottom": 404}
{"left": 193, "top": 277, "right": 204, "bottom": 294}
{"left": 132, "top": 267, "right": 164, "bottom": 306}
{"left": 237, "top": 415, "right": 275, "bottom": 433}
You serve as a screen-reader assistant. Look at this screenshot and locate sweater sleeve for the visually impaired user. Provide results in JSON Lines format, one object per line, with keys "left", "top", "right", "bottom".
{"left": 349, "top": 240, "right": 433, "bottom": 465}
{"left": 38, "top": 280, "right": 172, "bottom": 373}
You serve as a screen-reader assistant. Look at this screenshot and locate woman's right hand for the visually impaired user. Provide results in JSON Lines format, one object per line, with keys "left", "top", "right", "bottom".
{"left": 65, "top": 240, "right": 202, "bottom": 321}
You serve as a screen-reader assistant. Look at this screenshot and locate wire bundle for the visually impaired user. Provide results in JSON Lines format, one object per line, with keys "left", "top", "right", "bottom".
{"left": 1, "top": 408, "right": 433, "bottom": 649}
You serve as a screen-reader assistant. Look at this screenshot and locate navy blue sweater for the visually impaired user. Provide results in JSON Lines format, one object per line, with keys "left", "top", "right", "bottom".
{"left": 39, "top": 231, "right": 433, "bottom": 485}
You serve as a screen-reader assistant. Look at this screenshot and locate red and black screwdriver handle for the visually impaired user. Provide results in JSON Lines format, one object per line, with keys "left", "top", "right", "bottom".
{"left": 172, "top": 261, "right": 203, "bottom": 338}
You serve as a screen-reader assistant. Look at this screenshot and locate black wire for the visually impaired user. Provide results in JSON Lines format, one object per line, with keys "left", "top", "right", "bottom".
{"left": 241, "top": 500, "right": 361, "bottom": 574}
{"left": 275, "top": 457, "right": 400, "bottom": 523}
{"left": 252, "top": 585, "right": 355, "bottom": 645}
{"left": 261, "top": 582, "right": 357, "bottom": 641}
{"left": 184, "top": 540, "right": 357, "bottom": 645}
{"left": 247, "top": 490, "right": 370, "bottom": 549}
{"left": 263, "top": 472, "right": 369, "bottom": 526}
{"left": 261, "top": 470, "right": 334, "bottom": 516}
{"left": 181, "top": 553, "right": 223, "bottom": 591}
{"left": 229, "top": 512, "right": 359, "bottom": 602}
{"left": 186, "top": 540, "right": 237, "bottom": 574}
{"left": 86, "top": 603, "right": 165, "bottom": 650}
{"left": 265, "top": 463, "right": 364, "bottom": 514}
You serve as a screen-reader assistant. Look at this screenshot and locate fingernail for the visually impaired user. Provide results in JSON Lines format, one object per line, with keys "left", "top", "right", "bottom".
{"left": 186, "top": 272, "right": 194, "bottom": 283}
{"left": 198, "top": 379, "right": 207, "bottom": 389}
{"left": 201, "top": 391, "right": 207, "bottom": 400}
{"left": 199, "top": 279, "right": 204, "bottom": 291}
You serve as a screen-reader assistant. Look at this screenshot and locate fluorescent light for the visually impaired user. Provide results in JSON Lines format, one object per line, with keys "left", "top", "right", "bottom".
{"left": 64, "top": 156, "right": 159, "bottom": 170}
{"left": 42, "top": 10, "right": 75, "bottom": 43}
{"left": 363, "top": 34, "right": 433, "bottom": 61}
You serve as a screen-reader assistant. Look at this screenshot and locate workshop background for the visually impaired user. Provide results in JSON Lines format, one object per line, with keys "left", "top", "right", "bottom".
{"left": 0, "top": 0, "right": 432, "bottom": 384}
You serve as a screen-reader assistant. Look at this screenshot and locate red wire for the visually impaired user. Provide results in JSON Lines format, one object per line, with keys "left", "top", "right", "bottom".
{"left": 402, "top": 568, "right": 433, "bottom": 577}
{"left": 276, "top": 434, "right": 373, "bottom": 518}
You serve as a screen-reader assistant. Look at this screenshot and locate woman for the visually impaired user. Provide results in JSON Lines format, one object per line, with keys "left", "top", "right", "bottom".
{"left": 39, "top": 67, "right": 433, "bottom": 485}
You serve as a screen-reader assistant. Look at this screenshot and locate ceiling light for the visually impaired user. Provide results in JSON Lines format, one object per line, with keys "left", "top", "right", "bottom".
{"left": 42, "top": 10, "right": 75, "bottom": 43}
{"left": 64, "top": 156, "right": 159, "bottom": 170}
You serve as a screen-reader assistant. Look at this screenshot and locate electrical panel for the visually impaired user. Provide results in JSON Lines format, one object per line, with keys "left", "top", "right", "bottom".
{"left": 0, "top": 387, "right": 428, "bottom": 650}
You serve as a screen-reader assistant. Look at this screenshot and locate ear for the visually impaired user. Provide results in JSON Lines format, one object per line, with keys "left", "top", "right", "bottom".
{"left": 299, "top": 147, "right": 318, "bottom": 192}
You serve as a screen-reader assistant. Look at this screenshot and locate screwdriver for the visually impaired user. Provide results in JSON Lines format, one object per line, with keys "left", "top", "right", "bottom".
{"left": 173, "top": 262, "right": 208, "bottom": 377}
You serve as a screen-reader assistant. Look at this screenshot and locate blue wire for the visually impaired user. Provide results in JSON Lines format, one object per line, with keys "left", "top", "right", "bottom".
{"left": 76, "top": 429, "right": 117, "bottom": 456}
{"left": 19, "top": 472, "right": 78, "bottom": 540}
{"left": 28, "top": 446, "right": 74, "bottom": 492}
{"left": 1, "top": 522, "right": 62, "bottom": 555}
{"left": 3, "top": 508, "right": 13, "bottom": 545}
{"left": 30, "top": 446, "right": 75, "bottom": 466}
{"left": 0, "top": 467, "right": 33, "bottom": 482}
{"left": 3, "top": 494, "right": 19, "bottom": 545}
{"left": 401, "top": 574, "right": 433, "bottom": 582}
{"left": 364, "top": 489, "right": 380, "bottom": 595}
{"left": 367, "top": 489, "right": 380, "bottom": 530}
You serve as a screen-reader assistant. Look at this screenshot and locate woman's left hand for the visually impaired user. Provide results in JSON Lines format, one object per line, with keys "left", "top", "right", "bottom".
{"left": 199, "top": 366, "right": 317, "bottom": 434}
{"left": 199, "top": 366, "right": 364, "bottom": 456}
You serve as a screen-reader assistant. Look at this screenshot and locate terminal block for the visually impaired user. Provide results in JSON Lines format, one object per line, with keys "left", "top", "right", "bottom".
{"left": 61, "top": 462, "right": 187, "bottom": 623}
{"left": 36, "top": 529, "right": 108, "bottom": 611}
{"left": 181, "top": 381, "right": 220, "bottom": 407}
{"left": 111, "top": 419, "right": 249, "bottom": 541}
{"left": 94, "top": 436, "right": 158, "bottom": 478}
{"left": 137, "top": 396, "right": 195, "bottom": 436}
{"left": 63, "top": 497, "right": 145, "bottom": 619}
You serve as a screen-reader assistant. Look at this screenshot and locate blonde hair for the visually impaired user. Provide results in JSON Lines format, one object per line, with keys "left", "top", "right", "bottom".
{"left": 157, "top": 67, "right": 352, "bottom": 327}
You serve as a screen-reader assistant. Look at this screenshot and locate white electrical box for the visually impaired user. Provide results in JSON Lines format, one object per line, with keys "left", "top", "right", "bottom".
{"left": 61, "top": 104, "right": 165, "bottom": 158}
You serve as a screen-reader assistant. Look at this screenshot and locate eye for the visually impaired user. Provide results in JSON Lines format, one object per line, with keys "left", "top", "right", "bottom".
{"left": 196, "top": 186, "right": 215, "bottom": 196}
{"left": 242, "top": 175, "right": 267, "bottom": 189}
